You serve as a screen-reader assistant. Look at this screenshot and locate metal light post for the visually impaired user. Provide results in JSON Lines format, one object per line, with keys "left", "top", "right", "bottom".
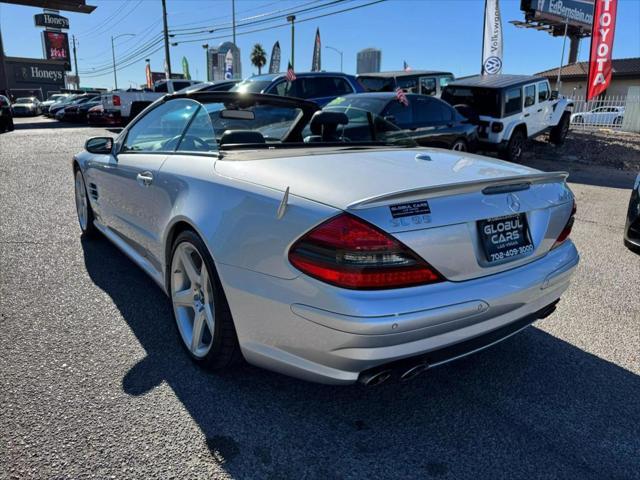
{"left": 111, "top": 33, "right": 135, "bottom": 90}
{"left": 325, "top": 46, "right": 343, "bottom": 72}
{"left": 202, "top": 44, "right": 209, "bottom": 82}
{"left": 287, "top": 15, "right": 296, "bottom": 69}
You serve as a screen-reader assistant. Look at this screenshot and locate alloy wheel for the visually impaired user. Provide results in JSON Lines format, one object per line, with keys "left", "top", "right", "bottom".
{"left": 171, "top": 242, "right": 216, "bottom": 358}
{"left": 74, "top": 170, "right": 88, "bottom": 231}
{"left": 452, "top": 140, "right": 467, "bottom": 152}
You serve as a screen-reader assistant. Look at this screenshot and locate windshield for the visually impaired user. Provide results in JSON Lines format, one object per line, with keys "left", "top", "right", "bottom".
{"left": 441, "top": 86, "right": 501, "bottom": 118}
{"left": 203, "top": 102, "right": 302, "bottom": 142}
{"left": 231, "top": 80, "right": 273, "bottom": 94}
{"left": 16, "top": 97, "right": 36, "bottom": 103}
{"left": 325, "top": 96, "right": 387, "bottom": 114}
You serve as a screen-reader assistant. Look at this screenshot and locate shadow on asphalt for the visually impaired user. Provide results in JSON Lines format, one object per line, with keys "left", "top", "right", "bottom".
{"left": 13, "top": 119, "right": 93, "bottom": 130}
{"left": 81, "top": 235, "right": 640, "bottom": 479}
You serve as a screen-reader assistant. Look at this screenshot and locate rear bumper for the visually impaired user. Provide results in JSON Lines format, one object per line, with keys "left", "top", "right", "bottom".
{"left": 219, "top": 240, "right": 579, "bottom": 384}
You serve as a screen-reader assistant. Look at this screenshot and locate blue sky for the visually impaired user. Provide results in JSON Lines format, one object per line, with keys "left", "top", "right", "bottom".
{"left": 1, "top": 0, "right": 639, "bottom": 89}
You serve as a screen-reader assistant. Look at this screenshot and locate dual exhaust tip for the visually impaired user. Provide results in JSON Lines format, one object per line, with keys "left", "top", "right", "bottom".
{"left": 359, "top": 362, "right": 430, "bottom": 386}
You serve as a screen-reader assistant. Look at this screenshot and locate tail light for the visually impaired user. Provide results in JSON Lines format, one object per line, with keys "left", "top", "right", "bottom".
{"left": 552, "top": 200, "right": 576, "bottom": 249}
{"left": 491, "top": 122, "right": 504, "bottom": 133}
{"left": 112, "top": 95, "right": 121, "bottom": 106}
{"left": 288, "top": 213, "right": 443, "bottom": 289}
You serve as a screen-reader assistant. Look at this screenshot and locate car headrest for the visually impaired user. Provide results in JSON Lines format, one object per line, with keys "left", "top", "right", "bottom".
{"left": 219, "top": 130, "right": 266, "bottom": 146}
{"left": 309, "top": 110, "right": 349, "bottom": 135}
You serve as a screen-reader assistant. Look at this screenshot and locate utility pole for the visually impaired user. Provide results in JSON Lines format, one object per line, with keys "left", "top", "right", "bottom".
{"left": 287, "top": 15, "right": 296, "bottom": 69}
{"left": 71, "top": 34, "right": 79, "bottom": 88}
{"left": 162, "top": 0, "right": 172, "bottom": 79}
{"left": 203, "top": 44, "right": 209, "bottom": 81}
{"left": 232, "top": 0, "right": 236, "bottom": 45}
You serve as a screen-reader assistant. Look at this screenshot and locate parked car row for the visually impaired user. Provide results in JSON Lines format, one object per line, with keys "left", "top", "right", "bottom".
{"left": 3, "top": 71, "right": 574, "bottom": 159}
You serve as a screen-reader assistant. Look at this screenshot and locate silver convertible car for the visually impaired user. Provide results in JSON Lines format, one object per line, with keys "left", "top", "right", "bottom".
{"left": 73, "top": 92, "right": 579, "bottom": 385}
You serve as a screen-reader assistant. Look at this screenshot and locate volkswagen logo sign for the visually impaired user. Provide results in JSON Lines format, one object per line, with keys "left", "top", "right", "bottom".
{"left": 483, "top": 56, "right": 502, "bottom": 75}
{"left": 507, "top": 193, "right": 521, "bottom": 212}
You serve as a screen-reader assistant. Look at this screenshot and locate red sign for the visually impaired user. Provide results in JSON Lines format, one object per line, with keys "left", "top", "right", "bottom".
{"left": 587, "top": 0, "right": 618, "bottom": 101}
{"left": 43, "top": 31, "right": 70, "bottom": 61}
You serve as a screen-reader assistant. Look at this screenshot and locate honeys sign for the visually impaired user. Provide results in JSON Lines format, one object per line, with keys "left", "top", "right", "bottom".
{"left": 34, "top": 13, "right": 70, "bottom": 30}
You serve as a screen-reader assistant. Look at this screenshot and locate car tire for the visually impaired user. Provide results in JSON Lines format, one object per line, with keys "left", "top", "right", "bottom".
{"left": 74, "top": 169, "right": 97, "bottom": 238}
{"left": 573, "top": 115, "right": 583, "bottom": 124}
{"left": 451, "top": 138, "right": 467, "bottom": 152}
{"left": 170, "top": 230, "right": 242, "bottom": 371}
{"left": 614, "top": 116, "right": 623, "bottom": 126}
{"left": 550, "top": 112, "right": 571, "bottom": 145}
{"left": 500, "top": 128, "right": 526, "bottom": 163}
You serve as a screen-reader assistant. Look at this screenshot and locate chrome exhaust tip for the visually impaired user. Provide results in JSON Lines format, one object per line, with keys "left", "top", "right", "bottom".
{"left": 359, "top": 369, "right": 393, "bottom": 386}
{"left": 399, "top": 363, "right": 429, "bottom": 382}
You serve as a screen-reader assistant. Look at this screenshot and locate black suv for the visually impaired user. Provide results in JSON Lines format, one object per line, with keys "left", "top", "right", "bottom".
{"left": 0, "top": 95, "right": 14, "bottom": 133}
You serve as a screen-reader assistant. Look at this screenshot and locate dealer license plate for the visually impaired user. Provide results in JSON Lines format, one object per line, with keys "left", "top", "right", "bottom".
{"left": 477, "top": 213, "right": 533, "bottom": 264}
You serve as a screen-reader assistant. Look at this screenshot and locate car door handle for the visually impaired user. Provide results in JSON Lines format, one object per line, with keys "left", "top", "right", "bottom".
{"left": 537, "top": 108, "right": 543, "bottom": 112}
{"left": 136, "top": 171, "right": 154, "bottom": 187}
{"left": 524, "top": 113, "right": 530, "bottom": 117}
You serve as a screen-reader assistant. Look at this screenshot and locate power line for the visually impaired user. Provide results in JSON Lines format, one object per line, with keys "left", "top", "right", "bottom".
{"left": 169, "top": 0, "right": 301, "bottom": 30}
{"left": 170, "top": 0, "right": 344, "bottom": 35}
{"left": 75, "top": 0, "right": 132, "bottom": 38}
{"left": 171, "top": 0, "right": 386, "bottom": 46}
{"left": 79, "top": 35, "right": 163, "bottom": 74}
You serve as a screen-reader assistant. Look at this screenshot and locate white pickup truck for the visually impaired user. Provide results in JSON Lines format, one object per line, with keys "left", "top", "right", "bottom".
{"left": 101, "top": 79, "right": 201, "bottom": 124}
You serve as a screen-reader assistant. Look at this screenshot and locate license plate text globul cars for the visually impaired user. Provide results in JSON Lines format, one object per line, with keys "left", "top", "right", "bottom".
{"left": 477, "top": 213, "right": 533, "bottom": 263}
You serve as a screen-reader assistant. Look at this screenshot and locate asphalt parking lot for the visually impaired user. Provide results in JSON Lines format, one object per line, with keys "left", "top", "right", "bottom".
{"left": 1, "top": 118, "right": 639, "bottom": 480}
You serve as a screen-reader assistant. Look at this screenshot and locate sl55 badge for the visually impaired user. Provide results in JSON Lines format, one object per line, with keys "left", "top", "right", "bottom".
{"left": 389, "top": 201, "right": 431, "bottom": 227}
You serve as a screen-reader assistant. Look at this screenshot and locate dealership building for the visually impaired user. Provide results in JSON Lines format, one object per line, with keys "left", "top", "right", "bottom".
{"left": 536, "top": 58, "right": 640, "bottom": 98}
{"left": 0, "top": 0, "right": 95, "bottom": 100}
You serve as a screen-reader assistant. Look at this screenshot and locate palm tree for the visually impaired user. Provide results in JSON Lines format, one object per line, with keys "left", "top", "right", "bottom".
{"left": 250, "top": 43, "right": 267, "bottom": 75}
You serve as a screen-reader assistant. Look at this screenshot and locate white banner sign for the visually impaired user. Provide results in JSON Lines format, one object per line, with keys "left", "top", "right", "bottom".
{"left": 482, "top": 0, "right": 503, "bottom": 75}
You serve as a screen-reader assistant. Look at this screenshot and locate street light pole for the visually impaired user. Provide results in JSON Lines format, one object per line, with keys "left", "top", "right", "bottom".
{"left": 111, "top": 33, "right": 135, "bottom": 90}
{"left": 287, "top": 15, "right": 296, "bottom": 69}
{"left": 325, "top": 46, "right": 343, "bottom": 72}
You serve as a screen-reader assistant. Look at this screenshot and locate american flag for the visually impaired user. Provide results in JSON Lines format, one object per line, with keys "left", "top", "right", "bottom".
{"left": 395, "top": 87, "right": 409, "bottom": 107}
{"left": 286, "top": 61, "right": 296, "bottom": 82}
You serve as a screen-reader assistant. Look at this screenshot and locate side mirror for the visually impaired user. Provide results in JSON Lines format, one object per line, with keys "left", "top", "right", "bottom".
{"left": 85, "top": 137, "right": 114, "bottom": 154}
{"left": 550, "top": 90, "right": 559, "bottom": 100}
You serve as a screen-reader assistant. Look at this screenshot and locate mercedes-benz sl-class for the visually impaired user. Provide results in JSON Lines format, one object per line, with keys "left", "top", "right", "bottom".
{"left": 73, "top": 92, "right": 579, "bottom": 385}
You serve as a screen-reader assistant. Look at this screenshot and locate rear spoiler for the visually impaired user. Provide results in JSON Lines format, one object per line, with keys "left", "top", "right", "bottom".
{"left": 347, "top": 171, "right": 569, "bottom": 210}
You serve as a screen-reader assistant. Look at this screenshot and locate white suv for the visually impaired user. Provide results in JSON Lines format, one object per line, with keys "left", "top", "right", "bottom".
{"left": 442, "top": 75, "right": 572, "bottom": 162}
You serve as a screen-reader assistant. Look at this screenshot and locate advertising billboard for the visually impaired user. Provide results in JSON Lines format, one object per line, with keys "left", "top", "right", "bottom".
{"left": 42, "top": 31, "right": 70, "bottom": 66}
{"left": 521, "top": 0, "right": 594, "bottom": 31}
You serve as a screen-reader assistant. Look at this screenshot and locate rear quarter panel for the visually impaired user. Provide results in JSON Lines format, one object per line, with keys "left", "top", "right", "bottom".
{"left": 156, "top": 154, "right": 340, "bottom": 282}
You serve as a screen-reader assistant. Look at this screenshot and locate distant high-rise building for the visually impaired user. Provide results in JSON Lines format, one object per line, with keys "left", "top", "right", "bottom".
{"left": 357, "top": 48, "right": 381, "bottom": 74}
{"left": 208, "top": 41, "right": 242, "bottom": 81}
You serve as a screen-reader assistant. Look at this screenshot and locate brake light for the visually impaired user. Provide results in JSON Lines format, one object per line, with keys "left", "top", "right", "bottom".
{"left": 552, "top": 200, "right": 576, "bottom": 249}
{"left": 491, "top": 122, "right": 504, "bottom": 133}
{"left": 112, "top": 95, "right": 121, "bottom": 106}
{"left": 288, "top": 213, "right": 443, "bottom": 289}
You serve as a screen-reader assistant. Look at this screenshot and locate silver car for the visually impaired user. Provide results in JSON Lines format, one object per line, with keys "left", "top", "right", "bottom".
{"left": 73, "top": 92, "right": 579, "bottom": 385}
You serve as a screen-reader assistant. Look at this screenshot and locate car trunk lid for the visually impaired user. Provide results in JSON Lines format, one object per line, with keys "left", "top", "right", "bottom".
{"left": 215, "top": 148, "right": 573, "bottom": 280}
